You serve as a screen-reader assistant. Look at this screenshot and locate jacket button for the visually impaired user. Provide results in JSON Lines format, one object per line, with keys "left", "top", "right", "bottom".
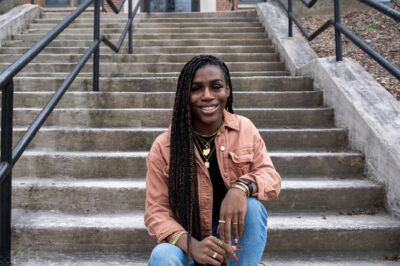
{"left": 220, "top": 146, "right": 225, "bottom": 151}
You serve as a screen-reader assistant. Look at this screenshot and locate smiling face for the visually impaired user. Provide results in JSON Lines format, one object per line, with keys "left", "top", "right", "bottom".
{"left": 190, "top": 64, "right": 230, "bottom": 135}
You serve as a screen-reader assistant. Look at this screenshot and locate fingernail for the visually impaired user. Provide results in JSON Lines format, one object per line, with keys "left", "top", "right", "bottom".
{"left": 234, "top": 238, "right": 238, "bottom": 245}
{"left": 237, "top": 245, "right": 243, "bottom": 250}
{"left": 232, "top": 253, "right": 239, "bottom": 262}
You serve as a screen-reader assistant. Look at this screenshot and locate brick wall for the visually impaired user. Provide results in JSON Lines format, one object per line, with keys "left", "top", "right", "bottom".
{"left": 20, "top": 0, "right": 44, "bottom": 6}
{"left": 103, "top": 0, "right": 124, "bottom": 13}
{"left": 216, "top": 0, "right": 238, "bottom": 11}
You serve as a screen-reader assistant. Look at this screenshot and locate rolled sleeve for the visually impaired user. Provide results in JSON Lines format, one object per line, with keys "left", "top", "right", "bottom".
{"left": 144, "top": 137, "right": 184, "bottom": 243}
{"left": 240, "top": 131, "right": 281, "bottom": 201}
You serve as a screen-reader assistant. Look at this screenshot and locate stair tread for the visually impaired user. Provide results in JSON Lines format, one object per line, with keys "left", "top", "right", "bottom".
{"left": 12, "top": 176, "right": 380, "bottom": 190}
{"left": 12, "top": 209, "right": 399, "bottom": 230}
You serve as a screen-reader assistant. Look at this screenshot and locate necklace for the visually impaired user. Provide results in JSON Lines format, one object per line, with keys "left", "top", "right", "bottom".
{"left": 192, "top": 128, "right": 218, "bottom": 138}
{"left": 192, "top": 134, "right": 216, "bottom": 168}
{"left": 192, "top": 131, "right": 217, "bottom": 157}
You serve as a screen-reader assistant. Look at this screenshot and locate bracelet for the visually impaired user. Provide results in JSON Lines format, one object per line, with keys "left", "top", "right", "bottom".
{"left": 231, "top": 183, "right": 249, "bottom": 197}
{"left": 236, "top": 179, "right": 253, "bottom": 196}
{"left": 234, "top": 182, "right": 250, "bottom": 196}
{"left": 169, "top": 230, "right": 187, "bottom": 245}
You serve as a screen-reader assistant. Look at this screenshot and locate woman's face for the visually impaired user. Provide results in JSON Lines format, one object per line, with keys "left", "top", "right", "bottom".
{"left": 190, "top": 64, "right": 230, "bottom": 135}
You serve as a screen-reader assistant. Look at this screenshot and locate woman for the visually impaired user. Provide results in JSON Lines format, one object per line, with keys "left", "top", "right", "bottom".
{"left": 145, "top": 55, "right": 281, "bottom": 265}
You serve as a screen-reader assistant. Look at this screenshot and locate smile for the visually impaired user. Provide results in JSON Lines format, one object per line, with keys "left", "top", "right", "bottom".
{"left": 200, "top": 105, "right": 219, "bottom": 114}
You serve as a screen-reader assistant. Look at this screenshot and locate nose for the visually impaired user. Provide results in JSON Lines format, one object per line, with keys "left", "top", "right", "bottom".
{"left": 202, "top": 87, "right": 214, "bottom": 100}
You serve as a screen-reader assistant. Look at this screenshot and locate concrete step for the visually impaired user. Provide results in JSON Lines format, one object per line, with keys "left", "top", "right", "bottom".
{"left": 3, "top": 61, "right": 283, "bottom": 74}
{"left": 13, "top": 151, "right": 363, "bottom": 178}
{"left": 12, "top": 32, "right": 268, "bottom": 41}
{"left": 26, "top": 26, "right": 265, "bottom": 34}
{"left": 12, "top": 177, "right": 383, "bottom": 213}
{"left": 11, "top": 252, "right": 400, "bottom": 266}
{"left": 15, "top": 70, "right": 290, "bottom": 78}
{"left": 11, "top": 107, "right": 334, "bottom": 128}
{"left": 28, "top": 21, "right": 262, "bottom": 29}
{"left": 13, "top": 76, "right": 311, "bottom": 92}
{"left": 40, "top": 10, "right": 257, "bottom": 19}
{"left": 8, "top": 91, "right": 322, "bottom": 108}
{"left": 0, "top": 45, "right": 275, "bottom": 54}
{"left": 34, "top": 17, "right": 259, "bottom": 24}
{"left": 11, "top": 210, "right": 400, "bottom": 255}
{"left": 2, "top": 38, "right": 272, "bottom": 48}
{"left": 1, "top": 53, "right": 280, "bottom": 64}
{"left": 10, "top": 127, "right": 347, "bottom": 151}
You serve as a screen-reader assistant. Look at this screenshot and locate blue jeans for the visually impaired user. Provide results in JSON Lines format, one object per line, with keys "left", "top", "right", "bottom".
{"left": 148, "top": 197, "right": 268, "bottom": 265}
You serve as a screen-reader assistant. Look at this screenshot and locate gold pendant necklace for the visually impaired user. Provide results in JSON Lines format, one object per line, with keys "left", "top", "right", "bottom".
{"left": 192, "top": 133, "right": 216, "bottom": 168}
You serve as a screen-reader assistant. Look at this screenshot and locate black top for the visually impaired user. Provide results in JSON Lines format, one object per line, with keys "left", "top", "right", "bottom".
{"left": 193, "top": 135, "right": 227, "bottom": 222}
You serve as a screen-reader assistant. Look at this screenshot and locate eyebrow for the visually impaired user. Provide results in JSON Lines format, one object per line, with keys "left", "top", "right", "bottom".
{"left": 192, "top": 79, "right": 224, "bottom": 85}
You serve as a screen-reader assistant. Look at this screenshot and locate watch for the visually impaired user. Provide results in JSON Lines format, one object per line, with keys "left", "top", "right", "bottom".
{"left": 236, "top": 179, "right": 253, "bottom": 196}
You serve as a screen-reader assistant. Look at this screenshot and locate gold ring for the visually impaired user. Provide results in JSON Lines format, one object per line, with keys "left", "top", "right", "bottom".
{"left": 218, "top": 220, "right": 226, "bottom": 224}
{"left": 212, "top": 252, "right": 218, "bottom": 259}
{"left": 232, "top": 222, "right": 239, "bottom": 225}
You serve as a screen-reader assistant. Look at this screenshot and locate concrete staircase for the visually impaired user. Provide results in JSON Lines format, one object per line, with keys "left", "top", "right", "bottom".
{"left": 1, "top": 10, "right": 399, "bottom": 265}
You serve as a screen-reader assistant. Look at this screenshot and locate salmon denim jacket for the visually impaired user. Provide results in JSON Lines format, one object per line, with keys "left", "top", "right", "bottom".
{"left": 144, "top": 110, "right": 281, "bottom": 242}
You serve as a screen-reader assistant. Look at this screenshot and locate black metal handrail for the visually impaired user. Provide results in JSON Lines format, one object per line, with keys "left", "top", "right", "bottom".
{"left": 276, "top": 0, "right": 400, "bottom": 81}
{"left": 0, "top": 0, "right": 143, "bottom": 264}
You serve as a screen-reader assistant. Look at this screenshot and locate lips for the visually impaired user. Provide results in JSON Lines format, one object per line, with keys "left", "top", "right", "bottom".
{"left": 199, "top": 105, "right": 219, "bottom": 114}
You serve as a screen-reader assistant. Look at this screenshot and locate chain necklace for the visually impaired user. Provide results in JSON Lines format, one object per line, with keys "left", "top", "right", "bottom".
{"left": 192, "top": 133, "right": 216, "bottom": 168}
{"left": 192, "top": 130, "right": 217, "bottom": 157}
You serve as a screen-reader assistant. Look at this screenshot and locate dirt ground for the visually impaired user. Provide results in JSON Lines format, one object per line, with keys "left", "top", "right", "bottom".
{"left": 298, "top": 1, "right": 400, "bottom": 101}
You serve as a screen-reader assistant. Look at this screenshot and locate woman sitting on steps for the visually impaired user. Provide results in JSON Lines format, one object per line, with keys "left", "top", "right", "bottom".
{"left": 144, "top": 55, "right": 281, "bottom": 265}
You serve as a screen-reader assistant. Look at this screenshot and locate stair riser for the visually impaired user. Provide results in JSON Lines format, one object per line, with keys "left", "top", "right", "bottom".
{"left": 13, "top": 153, "right": 363, "bottom": 178}
{"left": 34, "top": 18, "right": 260, "bottom": 24}
{"left": 41, "top": 11, "right": 257, "bottom": 19}
{"left": 8, "top": 91, "right": 321, "bottom": 108}
{"left": 4, "top": 62, "right": 283, "bottom": 74}
{"left": 29, "top": 22, "right": 262, "bottom": 28}
{"left": 16, "top": 71, "right": 289, "bottom": 78}
{"left": 13, "top": 33, "right": 267, "bottom": 41}
{"left": 0, "top": 46, "right": 275, "bottom": 54}
{"left": 12, "top": 184, "right": 383, "bottom": 213}
{"left": 1, "top": 53, "right": 280, "bottom": 64}
{"left": 12, "top": 226, "right": 400, "bottom": 255}
{"left": 13, "top": 77, "right": 311, "bottom": 92}
{"left": 12, "top": 109, "right": 334, "bottom": 128}
{"left": 28, "top": 27, "right": 265, "bottom": 34}
{"left": 9, "top": 129, "right": 347, "bottom": 151}
{"left": 4, "top": 39, "right": 272, "bottom": 47}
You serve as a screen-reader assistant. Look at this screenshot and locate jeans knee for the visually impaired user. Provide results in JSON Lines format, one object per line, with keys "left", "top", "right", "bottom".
{"left": 148, "top": 243, "right": 186, "bottom": 266}
{"left": 246, "top": 197, "right": 268, "bottom": 226}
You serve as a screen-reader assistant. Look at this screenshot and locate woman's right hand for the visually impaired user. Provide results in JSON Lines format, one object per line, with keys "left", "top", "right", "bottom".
{"left": 190, "top": 236, "right": 238, "bottom": 265}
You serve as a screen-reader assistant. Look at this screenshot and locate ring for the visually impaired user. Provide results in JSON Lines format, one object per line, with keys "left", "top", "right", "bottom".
{"left": 212, "top": 252, "right": 218, "bottom": 259}
{"left": 232, "top": 222, "right": 239, "bottom": 225}
{"left": 218, "top": 220, "right": 226, "bottom": 224}
{"left": 217, "top": 240, "right": 224, "bottom": 247}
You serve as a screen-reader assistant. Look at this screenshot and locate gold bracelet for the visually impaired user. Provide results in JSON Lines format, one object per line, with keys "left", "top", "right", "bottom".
{"left": 233, "top": 182, "right": 250, "bottom": 197}
{"left": 231, "top": 183, "right": 249, "bottom": 197}
{"left": 169, "top": 230, "right": 187, "bottom": 246}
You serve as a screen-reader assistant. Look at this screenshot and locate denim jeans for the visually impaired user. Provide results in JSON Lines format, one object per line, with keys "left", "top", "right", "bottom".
{"left": 148, "top": 197, "right": 268, "bottom": 266}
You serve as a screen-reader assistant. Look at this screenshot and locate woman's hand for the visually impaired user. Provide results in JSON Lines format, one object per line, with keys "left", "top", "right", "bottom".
{"left": 189, "top": 236, "right": 238, "bottom": 265}
{"left": 218, "top": 187, "right": 247, "bottom": 250}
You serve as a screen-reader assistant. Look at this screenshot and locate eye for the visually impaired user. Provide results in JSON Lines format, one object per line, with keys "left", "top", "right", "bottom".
{"left": 212, "top": 84, "right": 223, "bottom": 90}
{"left": 191, "top": 86, "right": 200, "bottom": 92}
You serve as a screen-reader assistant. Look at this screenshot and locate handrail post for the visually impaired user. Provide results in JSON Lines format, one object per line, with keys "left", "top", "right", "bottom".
{"left": 334, "top": 0, "right": 342, "bottom": 61}
{"left": 288, "top": 0, "right": 293, "bottom": 37}
{"left": 93, "top": 0, "right": 101, "bottom": 92}
{"left": 0, "top": 80, "right": 14, "bottom": 266}
{"left": 128, "top": 0, "right": 133, "bottom": 54}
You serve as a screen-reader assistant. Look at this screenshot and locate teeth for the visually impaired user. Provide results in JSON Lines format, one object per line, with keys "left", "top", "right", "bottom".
{"left": 202, "top": 106, "right": 216, "bottom": 110}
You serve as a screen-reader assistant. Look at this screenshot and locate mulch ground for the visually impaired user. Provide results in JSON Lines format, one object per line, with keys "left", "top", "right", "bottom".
{"left": 298, "top": 1, "right": 400, "bottom": 101}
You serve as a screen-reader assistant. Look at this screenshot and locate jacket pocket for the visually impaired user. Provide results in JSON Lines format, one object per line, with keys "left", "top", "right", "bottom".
{"left": 228, "top": 150, "right": 253, "bottom": 177}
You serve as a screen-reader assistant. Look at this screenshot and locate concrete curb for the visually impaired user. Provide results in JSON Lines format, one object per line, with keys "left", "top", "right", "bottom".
{"left": 0, "top": 4, "right": 40, "bottom": 47}
{"left": 257, "top": 2, "right": 400, "bottom": 217}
